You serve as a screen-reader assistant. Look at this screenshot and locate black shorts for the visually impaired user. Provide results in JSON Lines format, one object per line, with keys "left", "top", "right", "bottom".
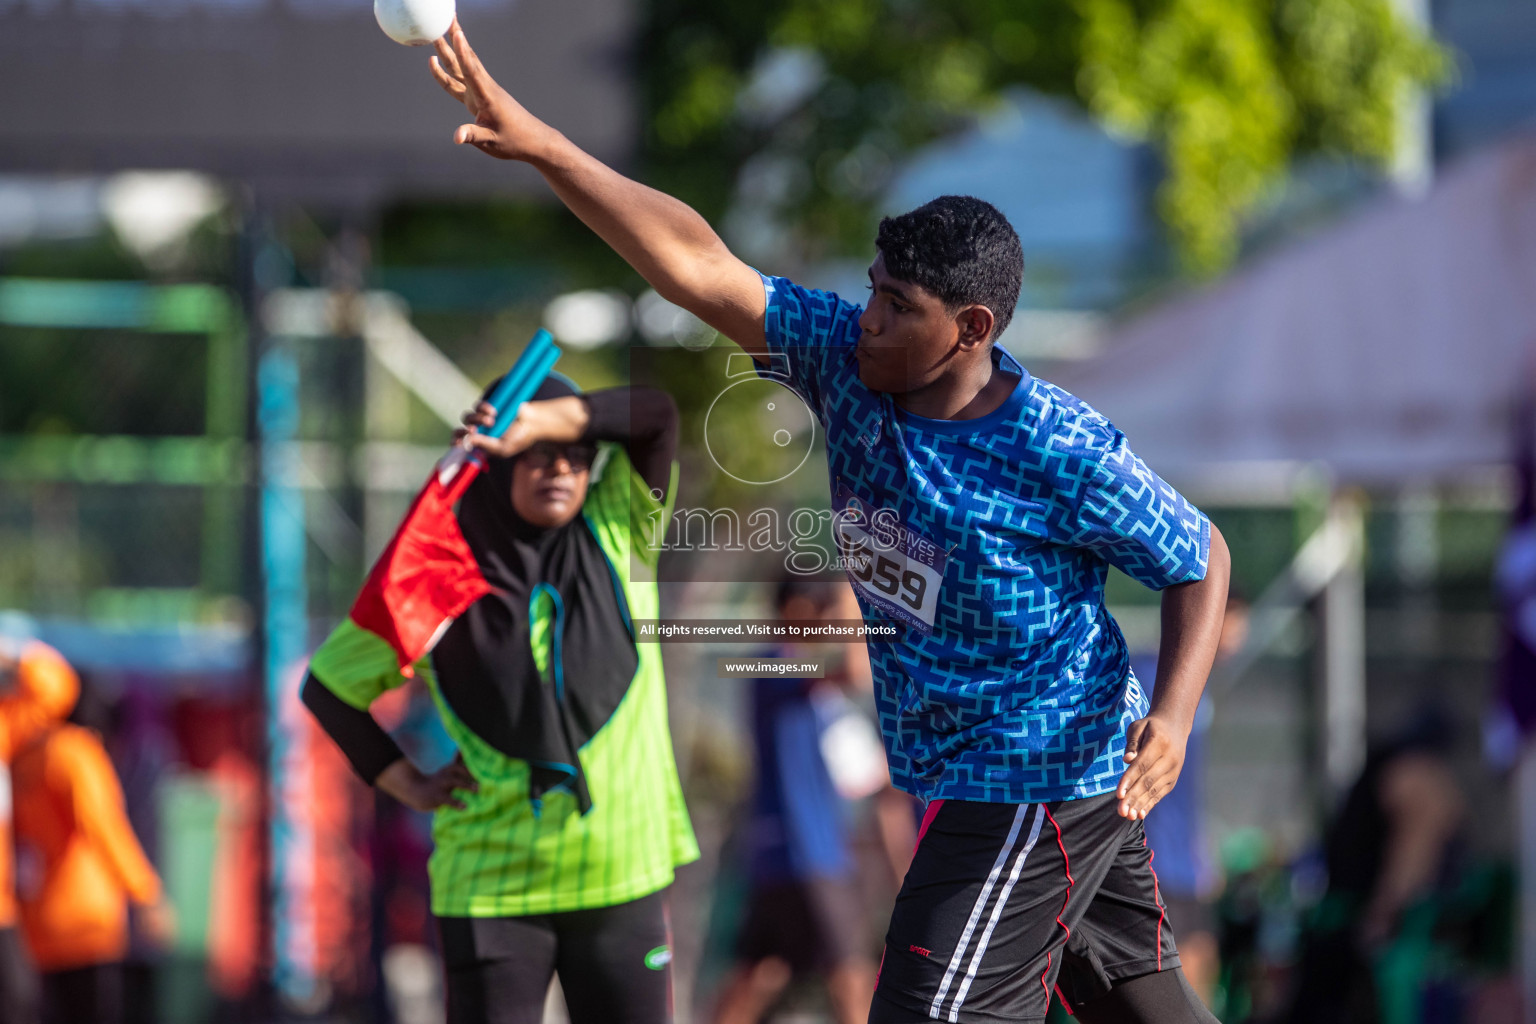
{"left": 438, "top": 891, "right": 671, "bottom": 1024}
{"left": 872, "top": 793, "right": 1179, "bottom": 1024}
{"left": 734, "top": 876, "right": 868, "bottom": 974}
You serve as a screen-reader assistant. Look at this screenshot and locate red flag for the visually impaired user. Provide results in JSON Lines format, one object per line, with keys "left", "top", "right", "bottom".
{"left": 347, "top": 452, "right": 490, "bottom": 675}
{"left": 341, "top": 330, "right": 560, "bottom": 676}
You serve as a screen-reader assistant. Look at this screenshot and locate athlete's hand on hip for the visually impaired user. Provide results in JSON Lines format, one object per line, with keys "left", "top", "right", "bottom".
{"left": 1116, "top": 713, "right": 1188, "bottom": 820}
{"left": 377, "top": 755, "right": 480, "bottom": 813}
{"left": 430, "top": 19, "right": 557, "bottom": 162}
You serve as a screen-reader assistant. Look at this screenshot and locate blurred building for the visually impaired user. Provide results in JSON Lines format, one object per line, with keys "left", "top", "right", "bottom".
{"left": 1436, "top": 0, "right": 1536, "bottom": 158}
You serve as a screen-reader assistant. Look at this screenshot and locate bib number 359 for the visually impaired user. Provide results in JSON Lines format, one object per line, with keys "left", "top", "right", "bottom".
{"left": 833, "top": 484, "right": 945, "bottom": 634}
{"left": 845, "top": 537, "right": 927, "bottom": 608}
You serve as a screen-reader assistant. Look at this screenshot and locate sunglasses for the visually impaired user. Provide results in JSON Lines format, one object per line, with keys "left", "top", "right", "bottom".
{"left": 522, "top": 442, "right": 598, "bottom": 471}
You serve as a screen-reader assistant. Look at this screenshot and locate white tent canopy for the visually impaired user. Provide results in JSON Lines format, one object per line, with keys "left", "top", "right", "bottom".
{"left": 1051, "top": 132, "right": 1536, "bottom": 489}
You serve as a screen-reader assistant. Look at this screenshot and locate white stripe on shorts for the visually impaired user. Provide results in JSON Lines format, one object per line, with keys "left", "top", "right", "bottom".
{"left": 928, "top": 804, "right": 1030, "bottom": 1019}
{"left": 946, "top": 804, "right": 1047, "bottom": 1021}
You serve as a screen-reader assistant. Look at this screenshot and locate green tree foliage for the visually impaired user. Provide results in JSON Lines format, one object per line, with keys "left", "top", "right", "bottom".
{"left": 639, "top": 0, "right": 1448, "bottom": 272}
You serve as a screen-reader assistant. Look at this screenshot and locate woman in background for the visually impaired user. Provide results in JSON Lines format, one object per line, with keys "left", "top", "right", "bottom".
{"left": 304, "top": 379, "right": 698, "bottom": 1024}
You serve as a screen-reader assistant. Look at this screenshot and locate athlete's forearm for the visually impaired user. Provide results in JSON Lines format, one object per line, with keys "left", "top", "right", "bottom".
{"left": 581, "top": 388, "right": 679, "bottom": 493}
{"left": 301, "top": 672, "right": 405, "bottom": 785}
{"left": 1148, "top": 524, "right": 1230, "bottom": 734}
{"left": 519, "top": 388, "right": 672, "bottom": 439}
{"left": 526, "top": 139, "right": 767, "bottom": 351}
{"left": 486, "top": 389, "right": 676, "bottom": 492}
{"left": 432, "top": 22, "right": 767, "bottom": 352}
{"left": 533, "top": 139, "right": 720, "bottom": 299}
{"left": 518, "top": 395, "right": 590, "bottom": 444}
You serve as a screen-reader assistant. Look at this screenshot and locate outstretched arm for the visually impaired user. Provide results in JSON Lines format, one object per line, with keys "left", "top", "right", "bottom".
{"left": 1116, "top": 523, "right": 1231, "bottom": 820}
{"left": 430, "top": 21, "right": 768, "bottom": 360}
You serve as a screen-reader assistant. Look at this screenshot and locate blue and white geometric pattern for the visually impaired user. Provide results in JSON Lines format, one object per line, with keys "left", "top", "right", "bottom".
{"left": 760, "top": 275, "right": 1211, "bottom": 804}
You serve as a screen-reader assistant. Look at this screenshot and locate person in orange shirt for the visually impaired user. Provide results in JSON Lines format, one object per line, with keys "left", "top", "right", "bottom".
{"left": 0, "top": 638, "right": 84, "bottom": 1024}
{"left": 11, "top": 666, "right": 174, "bottom": 1024}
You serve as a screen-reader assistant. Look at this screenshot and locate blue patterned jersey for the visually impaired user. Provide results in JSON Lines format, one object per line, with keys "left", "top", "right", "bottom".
{"left": 759, "top": 274, "right": 1211, "bottom": 804}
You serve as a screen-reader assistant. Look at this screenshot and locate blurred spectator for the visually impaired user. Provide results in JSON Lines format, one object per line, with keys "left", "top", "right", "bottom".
{"left": 1210, "top": 830, "right": 1305, "bottom": 1023}
{"left": 1136, "top": 591, "right": 1250, "bottom": 1007}
{"left": 12, "top": 670, "right": 175, "bottom": 1024}
{"left": 712, "top": 580, "right": 913, "bottom": 1024}
{"left": 0, "top": 639, "right": 82, "bottom": 1024}
{"left": 110, "top": 687, "right": 173, "bottom": 1024}
{"left": 193, "top": 699, "right": 264, "bottom": 1016}
{"left": 158, "top": 694, "right": 265, "bottom": 1021}
{"left": 1285, "top": 707, "right": 1466, "bottom": 1024}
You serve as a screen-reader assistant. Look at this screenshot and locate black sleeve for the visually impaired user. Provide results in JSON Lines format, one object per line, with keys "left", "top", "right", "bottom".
{"left": 301, "top": 672, "right": 405, "bottom": 785}
{"left": 581, "top": 387, "right": 679, "bottom": 495}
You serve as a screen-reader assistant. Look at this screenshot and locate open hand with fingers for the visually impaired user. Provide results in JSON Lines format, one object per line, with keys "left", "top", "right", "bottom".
{"left": 429, "top": 19, "right": 555, "bottom": 161}
{"left": 1116, "top": 713, "right": 1188, "bottom": 820}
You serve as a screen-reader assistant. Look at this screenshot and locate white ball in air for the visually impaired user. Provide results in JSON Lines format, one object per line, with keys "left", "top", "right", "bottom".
{"left": 374, "top": 0, "right": 455, "bottom": 46}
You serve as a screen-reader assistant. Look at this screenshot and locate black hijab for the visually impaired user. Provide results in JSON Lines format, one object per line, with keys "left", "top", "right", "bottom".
{"left": 430, "top": 378, "right": 640, "bottom": 814}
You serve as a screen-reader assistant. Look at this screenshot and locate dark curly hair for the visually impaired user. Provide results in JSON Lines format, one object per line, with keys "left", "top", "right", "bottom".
{"left": 875, "top": 195, "right": 1024, "bottom": 341}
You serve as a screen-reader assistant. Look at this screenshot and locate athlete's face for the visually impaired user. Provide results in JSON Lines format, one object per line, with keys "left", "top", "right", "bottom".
{"left": 856, "top": 254, "right": 993, "bottom": 395}
{"left": 510, "top": 442, "right": 593, "bottom": 529}
{"left": 856, "top": 255, "right": 952, "bottom": 395}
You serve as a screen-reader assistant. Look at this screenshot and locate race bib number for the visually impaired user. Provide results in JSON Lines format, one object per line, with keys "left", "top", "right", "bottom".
{"left": 833, "top": 482, "right": 946, "bottom": 634}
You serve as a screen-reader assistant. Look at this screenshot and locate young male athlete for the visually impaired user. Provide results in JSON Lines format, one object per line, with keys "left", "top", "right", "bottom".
{"left": 425, "top": 22, "right": 1230, "bottom": 1023}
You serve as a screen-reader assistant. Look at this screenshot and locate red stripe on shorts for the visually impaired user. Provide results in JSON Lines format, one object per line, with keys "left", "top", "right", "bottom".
{"left": 1055, "top": 984, "right": 1075, "bottom": 1016}
{"left": 880, "top": 800, "right": 943, "bottom": 989}
{"left": 1143, "top": 834, "right": 1166, "bottom": 971}
{"left": 1041, "top": 807, "right": 1076, "bottom": 1005}
{"left": 914, "top": 798, "right": 945, "bottom": 853}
